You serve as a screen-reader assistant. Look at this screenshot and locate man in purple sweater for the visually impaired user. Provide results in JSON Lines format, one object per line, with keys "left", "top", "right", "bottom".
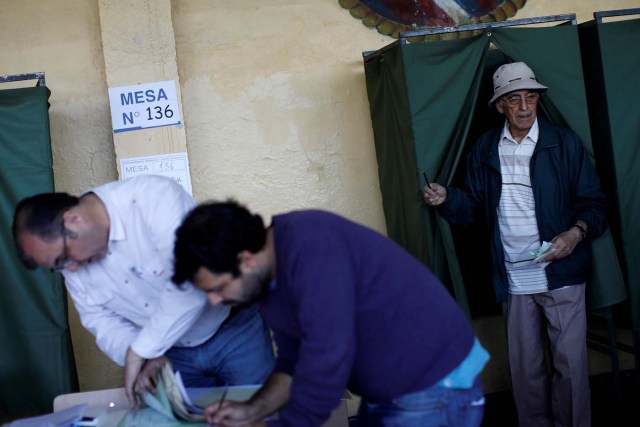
{"left": 172, "top": 201, "right": 489, "bottom": 427}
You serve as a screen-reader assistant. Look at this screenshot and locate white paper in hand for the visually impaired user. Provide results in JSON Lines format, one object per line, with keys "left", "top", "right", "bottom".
{"left": 531, "top": 241, "right": 554, "bottom": 267}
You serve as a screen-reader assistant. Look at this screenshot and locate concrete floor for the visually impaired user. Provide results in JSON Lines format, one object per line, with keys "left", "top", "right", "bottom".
{"left": 474, "top": 314, "right": 638, "bottom": 395}
{"left": 346, "top": 314, "right": 640, "bottom": 424}
{"left": 476, "top": 314, "right": 639, "bottom": 426}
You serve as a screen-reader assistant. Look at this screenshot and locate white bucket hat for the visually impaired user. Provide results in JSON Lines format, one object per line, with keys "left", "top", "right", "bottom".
{"left": 488, "top": 62, "right": 548, "bottom": 106}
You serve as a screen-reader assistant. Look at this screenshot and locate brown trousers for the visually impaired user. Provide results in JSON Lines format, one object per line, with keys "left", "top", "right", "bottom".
{"left": 502, "top": 284, "right": 590, "bottom": 427}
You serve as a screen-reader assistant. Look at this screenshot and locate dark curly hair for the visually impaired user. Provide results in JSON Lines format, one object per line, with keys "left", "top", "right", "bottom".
{"left": 172, "top": 200, "right": 266, "bottom": 286}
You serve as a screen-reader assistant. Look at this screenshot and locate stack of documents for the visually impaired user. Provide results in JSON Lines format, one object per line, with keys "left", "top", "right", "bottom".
{"left": 119, "top": 363, "right": 262, "bottom": 426}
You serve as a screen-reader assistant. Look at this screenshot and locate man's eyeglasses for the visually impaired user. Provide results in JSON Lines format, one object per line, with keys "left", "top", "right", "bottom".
{"left": 502, "top": 92, "right": 539, "bottom": 107}
{"left": 51, "top": 223, "right": 74, "bottom": 272}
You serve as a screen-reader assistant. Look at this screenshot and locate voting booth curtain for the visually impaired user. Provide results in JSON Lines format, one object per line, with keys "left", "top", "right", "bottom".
{"left": 579, "top": 16, "right": 640, "bottom": 331}
{"left": 0, "top": 86, "right": 78, "bottom": 415}
{"left": 363, "top": 24, "right": 628, "bottom": 319}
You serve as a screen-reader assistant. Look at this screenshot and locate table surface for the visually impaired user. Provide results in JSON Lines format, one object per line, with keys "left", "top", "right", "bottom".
{"left": 54, "top": 386, "right": 348, "bottom": 427}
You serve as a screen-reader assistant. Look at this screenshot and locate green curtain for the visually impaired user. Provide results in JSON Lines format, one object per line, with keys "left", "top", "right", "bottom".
{"left": 579, "top": 17, "right": 640, "bottom": 331}
{"left": 364, "top": 35, "right": 491, "bottom": 317}
{"left": 0, "top": 86, "right": 78, "bottom": 415}
{"left": 364, "top": 24, "right": 627, "bottom": 319}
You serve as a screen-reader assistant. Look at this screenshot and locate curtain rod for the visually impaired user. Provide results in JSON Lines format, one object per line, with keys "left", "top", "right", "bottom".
{"left": 0, "top": 72, "right": 46, "bottom": 87}
{"left": 363, "top": 13, "right": 577, "bottom": 62}
{"left": 594, "top": 8, "right": 640, "bottom": 24}
{"left": 400, "top": 13, "right": 576, "bottom": 38}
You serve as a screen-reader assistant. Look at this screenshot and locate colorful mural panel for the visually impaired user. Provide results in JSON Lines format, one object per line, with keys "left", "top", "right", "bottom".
{"left": 339, "top": 0, "right": 528, "bottom": 39}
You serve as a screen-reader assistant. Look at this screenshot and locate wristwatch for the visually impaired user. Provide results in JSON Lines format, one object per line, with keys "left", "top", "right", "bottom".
{"left": 572, "top": 223, "right": 587, "bottom": 241}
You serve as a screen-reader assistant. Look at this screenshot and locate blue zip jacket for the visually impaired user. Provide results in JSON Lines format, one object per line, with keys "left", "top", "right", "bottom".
{"left": 440, "top": 118, "right": 606, "bottom": 303}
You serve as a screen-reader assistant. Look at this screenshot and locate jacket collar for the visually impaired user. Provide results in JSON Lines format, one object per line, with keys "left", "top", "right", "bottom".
{"left": 482, "top": 115, "right": 558, "bottom": 171}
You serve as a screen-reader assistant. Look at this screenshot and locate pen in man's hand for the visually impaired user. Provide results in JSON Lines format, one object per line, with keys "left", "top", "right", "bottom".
{"left": 423, "top": 172, "right": 433, "bottom": 190}
{"left": 218, "top": 384, "right": 229, "bottom": 409}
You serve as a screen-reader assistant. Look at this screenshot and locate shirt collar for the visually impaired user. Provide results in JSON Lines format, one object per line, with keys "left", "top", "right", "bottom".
{"left": 499, "top": 118, "right": 539, "bottom": 146}
{"left": 84, "top": 189, "right": 126, "bottom": 243}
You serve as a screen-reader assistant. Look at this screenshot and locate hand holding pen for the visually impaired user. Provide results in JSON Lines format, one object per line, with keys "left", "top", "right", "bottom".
{"left": 218, "top": 384, "right": 229, "bottom": 408}
{"left": 423, "top": 172, "right": 432, "bottom": 190}
{"left": 204, "top": 385, "right": 266, "bottom": 426}
{"left": 422, "top": 171, "right": 447, "bottom": 206}
{"left": 204, "top": 385, "right": 229, "bottom": 425}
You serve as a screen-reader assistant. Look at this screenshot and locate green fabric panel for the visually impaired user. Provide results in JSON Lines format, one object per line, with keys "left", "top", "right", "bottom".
{"left": 404, "top": 34, "right": 490, "bottom": 179}
{"left": 404, "top": 34, "right": 492, "bottom": 318}
{"left": 364, "top": 46, "right": 425, "bottom": 263}
{"left": 598, "top": 18, "right": 640, "bottom": 329}
{"left": 586, "top": 18, "right": 640, "bottom": 329}
{"left": 364, "top": 35, "right": 493, "bottom": 318}
{"left": 0, "top": 86, "right": 79, "bottom": 415}
{"left": 491, "top": 26, "right": 628, "bottom": 312}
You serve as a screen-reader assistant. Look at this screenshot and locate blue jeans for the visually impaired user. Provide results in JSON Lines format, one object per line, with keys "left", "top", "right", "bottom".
{"left": 165, "top": 304, "right": 275, "bottom": 387}
{"left": 356, "top": 378, "right": 485, "bottom": 427}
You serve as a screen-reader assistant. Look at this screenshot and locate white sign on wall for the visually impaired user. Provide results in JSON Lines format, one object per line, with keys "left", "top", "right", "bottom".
{"left": 119, "top": 152, "right": 193, "bottom": 195}
{"left": 108, "top": 80, "right": 181, "bottom": 133}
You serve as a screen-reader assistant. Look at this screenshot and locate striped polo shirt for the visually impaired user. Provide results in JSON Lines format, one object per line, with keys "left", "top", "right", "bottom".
{"left": 497, "top": 119, "right": 548, "bottom": 294}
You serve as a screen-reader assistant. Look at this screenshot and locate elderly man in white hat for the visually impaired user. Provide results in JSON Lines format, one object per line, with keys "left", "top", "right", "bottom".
{"left": 423, "top": 62, "right": 606, "bottom": 427}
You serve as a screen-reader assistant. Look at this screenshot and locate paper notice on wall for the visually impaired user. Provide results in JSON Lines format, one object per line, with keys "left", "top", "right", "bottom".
{"left": 120, "top": 152, "right": 193, "bottom": 195}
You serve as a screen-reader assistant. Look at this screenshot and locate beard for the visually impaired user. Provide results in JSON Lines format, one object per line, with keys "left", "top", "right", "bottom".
{"left": 224, "top": 265, "right": 271, "bottom": 306}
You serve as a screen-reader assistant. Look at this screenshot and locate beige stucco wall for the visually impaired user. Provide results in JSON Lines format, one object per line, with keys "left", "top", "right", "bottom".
{"left": 171, "top": 1, "right": 389, "bottom": 225}
{"left": 1, "top": 0, "right": 639, "bottom": 395}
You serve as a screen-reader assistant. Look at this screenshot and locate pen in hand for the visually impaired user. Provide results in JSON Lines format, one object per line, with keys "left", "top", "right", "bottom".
{"left": 218, "top": 384, "right": 229, "bottom": 409}
{"left": 423, "top": 172, "right": 433, "bottom": 190}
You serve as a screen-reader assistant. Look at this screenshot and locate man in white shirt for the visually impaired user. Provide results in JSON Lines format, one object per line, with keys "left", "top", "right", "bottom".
{"left": 12, "top": 175, "right": 274, "bottom": 407}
